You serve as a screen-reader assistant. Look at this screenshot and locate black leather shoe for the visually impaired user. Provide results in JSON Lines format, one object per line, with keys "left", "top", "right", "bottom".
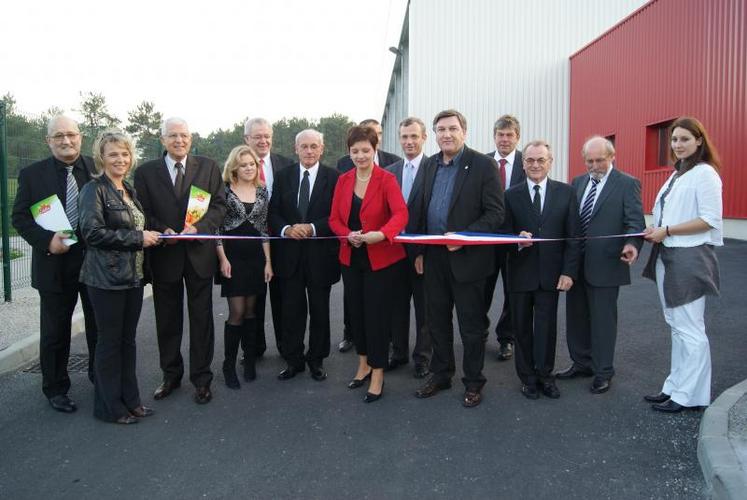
{"left": 555, "top": 364, "right": 593, "bottom": 379}
{"left": 338, "top": 339, "right": 354, "bottom": 353}
{"left": 385, "top": 358, "right": 408, "bottom": 372}
{"left": 521, "top": 384, "right": 539, "bottom": 400}
{"left": 414, "top": 363, "right": 430, "bottom": 379}
{"left": 308, "top": 362, "right": 327, "bottom": 382}
{"left": 463, "top": 389, "right": 482, "bottom": 408}
{"left": 644, "top": 392, "right": 670, "bottom": 403}
{"left": 130, "top": 406, "right": 155, "bottom": 418}
{"left": 652, "top": 399, "right": 684, "bottom": 413}
{"left": 590, "top": 378, "right": 611, "bottom": 394}
{"left": 153, "top": 380, "right": 181, "bottom": 400}
{"left": 194, "top": 386, "right": 212, "bottom": 405}
{"left": 415, "top": 378, "right": 452, "bottom": 398}
{"left": 496, "top": 342, "right": 514, "bottom": 361}
{"left": 348, "top": 371, "right": 372, "bottom": 389}
{"left": 364, "top": 382, "right": 384, "bottom": 403}
{"left": 48, "top": 395, "right": 77, "bottom": 413}
{"left": 541, "top": 382, "right": 561, "bottom": 399}
{"left": 278, "top": 365, "right": 304, "bottom": 380}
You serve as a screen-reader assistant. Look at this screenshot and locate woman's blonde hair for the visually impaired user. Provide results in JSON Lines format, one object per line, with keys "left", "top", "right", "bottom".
{"left": 223, "top": 145, "right": 262, "bottom": 187}
{"left": 92, "top": 129, "right": 137, "bottom": 176}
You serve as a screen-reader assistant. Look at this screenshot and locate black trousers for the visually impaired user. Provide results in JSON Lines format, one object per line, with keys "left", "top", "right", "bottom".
{"left": 342, "top": 260, "right": 400, "bottom": 369}
{"left": 390, "top": 258, "right": 431, "bottom": 365}
{"left": 254, "top": 278, "right": 283, "bottom": 355}
{"left": 280, "top": 267, "right": 331, "bottom": 369}
{"left": 484, "top": 246, "right": 514, "bottom": 344}
{"left": 152, "top": 258, "right": 215, "bottom": 388}
{"left": 510, "top": 289, "right": 559, "bottom": 386}
{"left": 424, "top": 247, "right": 489, "bottom": 391}
{"left": 38, "top": 283, "right": 97, "bottom": 398}
{"left": 87, "top": 286, "right": 143, "bottom": 422}
{"left": 565, "top": 266, "right": 620, "bottom": 380}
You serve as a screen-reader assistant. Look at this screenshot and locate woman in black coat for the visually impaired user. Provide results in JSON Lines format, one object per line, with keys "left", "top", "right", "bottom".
{"left": 78, "top": 130, "right": 161, "bottom": 424}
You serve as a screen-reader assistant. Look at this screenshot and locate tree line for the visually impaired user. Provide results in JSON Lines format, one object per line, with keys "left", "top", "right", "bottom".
{"left": 1, "top": 92, "right": 356, "bottom": 177}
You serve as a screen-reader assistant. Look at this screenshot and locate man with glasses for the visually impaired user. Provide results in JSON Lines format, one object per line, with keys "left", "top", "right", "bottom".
{"left": 134, "top": 117, "right": 226, "bottom": 405}
{"left": 12, "top": 115, "right": 98, "bottom": 413}
{"left": 242, "top": 118, "right": 292, "bottom": 360}
{"left": 503, "top": 140, "right": 580, "bottom": 400}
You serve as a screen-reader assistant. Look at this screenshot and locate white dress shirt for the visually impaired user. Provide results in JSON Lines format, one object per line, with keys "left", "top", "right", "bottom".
{"left": 526, "top": 176, "right": 549, "bottom": 212}
{"left": 261, "top": 153, "right": 275, "bottom": 197}
{"left": 653, "top": 163, "right": 723, "bottom": 247}
{"left": 281, "top": 162, "right": 320, "bottom": 237}
{"left": 494, "top": 149, "right": 517, "bottom": 187}
{"left": 164, "top": 154, "right": 188, "bottom": 184}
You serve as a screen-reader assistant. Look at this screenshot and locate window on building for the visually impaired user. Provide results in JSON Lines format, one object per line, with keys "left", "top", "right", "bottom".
{"left": 645, "top": 120, "right": 674, "bottom": 170}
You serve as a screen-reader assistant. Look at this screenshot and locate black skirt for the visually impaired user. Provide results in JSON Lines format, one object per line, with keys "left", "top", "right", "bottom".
{"left": 220, "top": 218, "right": 265, "bottom": 297}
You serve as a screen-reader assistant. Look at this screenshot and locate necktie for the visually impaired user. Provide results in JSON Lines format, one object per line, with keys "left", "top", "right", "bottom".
{"left": 532, "top": 184, "right": 542, "bottom": 217}
{"left": 174, "top": 162, "right": 185, "bottom": 196}
{"left": 580, "top": 178, "right": 600, "bottom": 235}
{"left": 65, "top": 166, "right": 79, "bottom": 230}
{"left": 259, "top": 158, "right": 266, "bottom": 183}
{"left": 498, "top": 158, "right": 507, "bottom": 190}
{"left": 298, "top": 170, "right": 310, "bottom": 220}
{"left": 402, "top": 162, "right": 414, "bottom": 201}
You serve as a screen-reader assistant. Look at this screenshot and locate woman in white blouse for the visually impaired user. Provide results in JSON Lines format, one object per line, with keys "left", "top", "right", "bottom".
{"left": 642, "top": 116, "right": 723, "bottom": 413}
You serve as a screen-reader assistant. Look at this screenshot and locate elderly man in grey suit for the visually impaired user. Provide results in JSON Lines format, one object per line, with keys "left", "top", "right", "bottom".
{"left": 385, "top": 117, "right": 431, "bottom": 378}
{"left": 557, "top": 136, "right": 645, "bottom": 394}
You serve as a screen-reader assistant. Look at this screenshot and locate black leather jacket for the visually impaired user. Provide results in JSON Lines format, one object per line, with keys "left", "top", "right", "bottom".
{"left": 78, "top": 175, "right": 145, "bottom": 289}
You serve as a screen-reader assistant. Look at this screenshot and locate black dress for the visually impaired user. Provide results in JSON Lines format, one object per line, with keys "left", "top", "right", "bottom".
{"left": 221, "top": 200, "right": 266, "bottom": 297}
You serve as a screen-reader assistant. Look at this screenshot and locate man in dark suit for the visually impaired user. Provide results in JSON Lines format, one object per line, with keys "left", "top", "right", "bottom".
{"left": 385, "top": 116, "right": 431, "bottom": 378}
{"left": 11, "top": 115, "right": 98, "bottom": 413}
{"left": 269, "top": 129, "right": 340, "bottom": 381}
{"left": 242, "top": 117, "right": 293, "bottom": 359}
{"left": 412, "top": 109, "right": 503, "bottom": 408}
{"left": 557, "top": 136, "right": 644, "bottom": 394}
{"left": 336, "top": 118, "right": 401, "bottom": 353}
{"left": 484, "top": 114, "right": 526, "bottom": 362}
{"left": 503, "top": 140, "right": 580, "bottom": 400}
{"left": 133, "top": 117, "right": 226, "bottom": 405}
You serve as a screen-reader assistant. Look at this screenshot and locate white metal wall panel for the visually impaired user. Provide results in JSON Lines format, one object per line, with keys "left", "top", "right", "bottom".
{"left": 383, "top": 0, "right": 647, "bottom": 181}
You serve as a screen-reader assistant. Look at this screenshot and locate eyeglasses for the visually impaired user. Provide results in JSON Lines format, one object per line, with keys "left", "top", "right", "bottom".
{"left": 48, "top": 132, "right": 80, "bottom": 142}
{"left": 248, "top": 134, "right": 272, "bottom": 141}
{"left": 524, "top": 158, "right": 550, "bottom": 166}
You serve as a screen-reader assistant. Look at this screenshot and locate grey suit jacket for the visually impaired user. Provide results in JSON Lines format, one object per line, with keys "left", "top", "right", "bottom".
{"left": 572, "top": 167, "right": 645, "bottom": 287}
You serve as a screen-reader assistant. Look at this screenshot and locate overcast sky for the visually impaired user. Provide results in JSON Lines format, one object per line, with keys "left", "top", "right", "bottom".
{"left": 1, "top": 0, "right": 408, "bottom": 135}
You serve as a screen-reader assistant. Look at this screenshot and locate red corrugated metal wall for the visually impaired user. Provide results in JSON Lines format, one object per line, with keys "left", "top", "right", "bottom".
{"left": 569, "top": 0, "right": 746, "bottom": 217}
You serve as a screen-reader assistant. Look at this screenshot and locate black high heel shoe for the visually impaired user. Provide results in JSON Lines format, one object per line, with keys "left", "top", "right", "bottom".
{"left": 364, "top": 382, "right": 385, "bottom": 403}
{"left": 347, "top": 370, "right": 372, "bottom": 389}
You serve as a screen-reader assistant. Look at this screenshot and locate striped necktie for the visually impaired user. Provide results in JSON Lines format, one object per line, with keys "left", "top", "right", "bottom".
{"left": 580, "top": 178, "right": 600, "bottom": 236}
{"left": 65, "top": 166, "right": 79, "bottom": 230}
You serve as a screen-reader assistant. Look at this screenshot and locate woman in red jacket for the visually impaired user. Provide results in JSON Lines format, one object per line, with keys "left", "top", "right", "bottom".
{"left": 329, "top": 125, "right": 408, "bottom": 402}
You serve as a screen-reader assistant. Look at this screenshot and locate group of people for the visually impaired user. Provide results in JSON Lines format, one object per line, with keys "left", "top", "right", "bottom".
{"left": 11, "top": 108, "right": 722, "bottom": 423}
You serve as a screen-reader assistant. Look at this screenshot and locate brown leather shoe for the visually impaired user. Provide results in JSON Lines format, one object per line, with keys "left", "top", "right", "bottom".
{"left": 153, "top": 380, "right": 180, "bottom": 400}
{"left": 194, "top": 386, "right": 212, "bottom": 405}
{"left": 130, "top": 406, "right": 155, "bottom": 418}
{"left": 415, "top": 378, "right": 452, "bottom": 399}
{"left": 463, "top": 390, "right": 482, "bottom": 408}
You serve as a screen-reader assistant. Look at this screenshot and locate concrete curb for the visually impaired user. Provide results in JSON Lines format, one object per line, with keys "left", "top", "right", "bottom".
{"left": 698, "top": 378, "right": 747, "bottom": 499}
{"left": 0, "top": 285, "right": 152, "bottom": 376}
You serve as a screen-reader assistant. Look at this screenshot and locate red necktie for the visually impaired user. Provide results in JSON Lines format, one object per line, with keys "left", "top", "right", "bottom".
{"left": 259, "top": 158, "right": 266, "bottom": 183}
{"left": 498, "top": 158, "right": 507, "bottom": 190}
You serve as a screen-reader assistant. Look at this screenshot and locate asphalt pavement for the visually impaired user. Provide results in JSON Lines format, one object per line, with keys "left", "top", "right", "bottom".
{"left": 0, "top": 240, "right": 745, "bottom": 499}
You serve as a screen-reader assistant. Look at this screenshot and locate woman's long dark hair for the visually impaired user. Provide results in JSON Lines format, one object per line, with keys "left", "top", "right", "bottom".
{"left": 669, "top": 116, "right": 722, "bottom": 175}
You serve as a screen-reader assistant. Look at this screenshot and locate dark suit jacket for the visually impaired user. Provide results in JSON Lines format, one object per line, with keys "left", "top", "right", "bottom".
{"left": 572, "top": 167, "right": 645, "bottom": 287}
{"left": 414, "top": 146, "right": 504, "bottom": 283}
{"left": 336, "top": 150, "right": 402, "bottom": 173}
{"left": 269, "top": 163, "right": 340, "bottom": 287}
{"left": 268, "top": 153, "right": 293, "bottom": 175}
{"left": 486, "top": 149, "right": 526, "bottom": 189}
{"left": 11, "top": 155, "right": 96, "bottom": 292}
{"left": 386, "top": 155, "right": 428, "bottom": 260}
{"left": 133, "top": 154, "right": 226, "bottom": 282}
{"left": 504, "top": 178, "right": 581, "bottom": 292}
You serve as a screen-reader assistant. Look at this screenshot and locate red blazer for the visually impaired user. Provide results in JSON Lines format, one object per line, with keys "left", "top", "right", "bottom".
{"left": 329, "top": 165, "right": 408, "bottom": 271}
